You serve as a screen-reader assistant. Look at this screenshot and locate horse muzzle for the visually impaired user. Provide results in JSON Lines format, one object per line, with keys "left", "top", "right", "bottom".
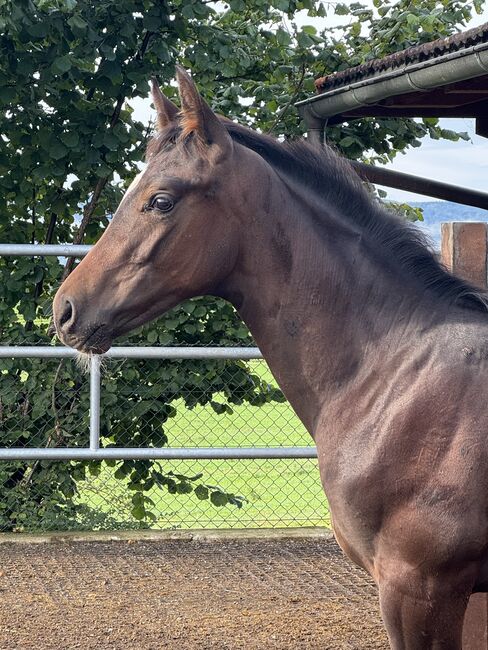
{"left": 53, "top": 292, "right": 113, "bottom": 354}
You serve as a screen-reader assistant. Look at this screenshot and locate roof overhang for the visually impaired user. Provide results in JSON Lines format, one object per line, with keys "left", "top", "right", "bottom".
{"left": 296, "top": 41, "right": 488, "bottom": 136}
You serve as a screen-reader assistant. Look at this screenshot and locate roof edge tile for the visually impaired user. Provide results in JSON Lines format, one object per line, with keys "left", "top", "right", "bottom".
{"left": 315, "top": 22, "right": 488, "bottom": 93}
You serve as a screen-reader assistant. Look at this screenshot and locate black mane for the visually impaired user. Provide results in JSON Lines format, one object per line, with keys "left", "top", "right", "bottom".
{"left": 149, "top": 121, "right": 488, "bottom": 313}
{"left": 226, "top": 123, "right": 488, "bottom": 313}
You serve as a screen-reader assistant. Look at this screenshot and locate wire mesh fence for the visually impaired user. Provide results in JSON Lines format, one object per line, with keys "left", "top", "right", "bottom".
{"left": 0, "top": 245, "right": 329, "bottom": 533}
{"left": 0, "top": 356, "right": 328, "bottom": 532}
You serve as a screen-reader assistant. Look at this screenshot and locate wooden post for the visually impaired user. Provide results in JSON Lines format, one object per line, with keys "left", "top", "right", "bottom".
{"left": 441, "top": 222, "right": 488, "bottom": 649}
{"left": 441, "top": 222, "right": 488, "bottom": 288}
{"left": 463, "top": 597, "right": 488, "bottom": 648}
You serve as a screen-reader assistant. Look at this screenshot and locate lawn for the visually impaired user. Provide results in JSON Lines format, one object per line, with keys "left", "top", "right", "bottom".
{"left": 76, "top": 360, "right": 330, "bottom": 530}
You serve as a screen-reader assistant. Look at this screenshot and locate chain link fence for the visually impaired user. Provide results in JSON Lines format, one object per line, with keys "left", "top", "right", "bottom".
{"left": 0, "top": 355, "right": 328, "bottom": 532}
{"left": 86, "top": 357, "right": 327, "bottom": 530}
{"left": 0, "top": 246, "right": 330, "bottom": 533}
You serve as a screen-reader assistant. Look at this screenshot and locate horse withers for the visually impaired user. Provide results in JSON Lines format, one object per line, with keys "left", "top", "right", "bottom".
{"left": 53, "top": 68, "right": 488, "bottom": 649}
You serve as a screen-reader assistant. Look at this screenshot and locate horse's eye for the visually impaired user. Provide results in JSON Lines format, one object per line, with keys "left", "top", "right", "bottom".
{"left": 148, "top": 194, "right": 174, "bottom": 213}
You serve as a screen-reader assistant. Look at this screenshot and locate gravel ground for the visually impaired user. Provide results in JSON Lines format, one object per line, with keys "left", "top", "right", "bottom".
{"left": 0, "top": 537, "right": 388, "bottom": 649}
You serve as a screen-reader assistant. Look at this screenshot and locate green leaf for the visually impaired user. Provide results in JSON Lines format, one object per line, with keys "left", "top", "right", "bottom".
{"left": 210, "top": 491, "right": 229, "bottom": 507}
{"left": 60, "top": 131, "right": 79, "bottom": 148}
{"left": 26, "top": 23, "right": 48, "bottom": 38}
{"left": 50, "top": 140, "right": 69, "bottom": 160}
{"left": 276, "top": 28, "right": 291, "bottom": 46}
{"left": 273, "top": 0, "right": 291, "bottom": 11}
{"left": 99, "top": 60, "right": 121, "bottom": 81}
{"left": 51, "top": 56, "right": 72, "bottom": 75}
{"left": 176, "top": 481, "right": 193, "bottom": 494}
{"left": 296, "top": 31, "right": 315, "bottom": 48}
{"left": 335, "top": 3, "right": 350, "bottom": 15}
{"left": 210, "top": 400, "right": 227, "bottom": 415}
{"left": 194, "top": 485, "right": 209, "bottom": 501}
{"left": 67, "top": 14, "right": 88, "bottom": 32}
{"left": 406, "top": 13, "right": 419, "bottom": 26}
{"left": 131, "top": 505, "right": 146, "bottom": 520}
{"left": 0, "top": 86, "right": 16, "bottom": 103}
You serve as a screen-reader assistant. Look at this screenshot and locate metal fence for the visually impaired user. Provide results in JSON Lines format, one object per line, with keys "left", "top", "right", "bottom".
{"left": 0, "top": 244, "right": 328, "bottom": 532}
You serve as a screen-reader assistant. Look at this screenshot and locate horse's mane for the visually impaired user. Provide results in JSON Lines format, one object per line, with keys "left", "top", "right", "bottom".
{"left": 149, "top": 121, "right": 488, "bottom": 313}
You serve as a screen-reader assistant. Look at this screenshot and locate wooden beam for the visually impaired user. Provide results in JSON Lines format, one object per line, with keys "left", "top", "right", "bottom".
{"left": 351, "top": 162, "right": 488, "bottom": 210}
{"left": 476, "top": 117, "right": 488, "bottom": 138}
{"left": 446, "top": 89, "right": 488, "bottom": 94}
{"left": 383, "top": 91, "right": 488, "bottom": 108}
{"left": 442, "top": 76, "right": 488, "bottom": 93}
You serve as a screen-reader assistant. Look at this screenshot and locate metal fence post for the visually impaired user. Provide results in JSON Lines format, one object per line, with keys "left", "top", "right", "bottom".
{"left": 89, "top": 355, "right": 101, "bottom": 451}
{"left": 441, "top": 221, "right": 488, "bottom": 649}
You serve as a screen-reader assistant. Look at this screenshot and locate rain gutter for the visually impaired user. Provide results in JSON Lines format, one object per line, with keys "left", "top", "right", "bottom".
{"left": 296, "top": 41, "right": 488, "bottom": 134}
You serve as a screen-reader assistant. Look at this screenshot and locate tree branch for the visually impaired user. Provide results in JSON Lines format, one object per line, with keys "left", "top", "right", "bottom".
{"left": 32, "top": 198, "right": 60, "bottom": 303}
{"left": 137, "top": 31, "right": 154, "bottom": 60}
{"left": 59, "top": 174, "right": 110, "bottom": 281}
{"left": 266, "top": 63, "right": 306, "bottom": 135}
{"left": 56, "top": 29, "right": 153, "bottom": 288}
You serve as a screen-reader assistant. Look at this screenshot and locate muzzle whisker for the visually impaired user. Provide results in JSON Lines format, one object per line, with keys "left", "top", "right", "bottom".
{"left": 75, "top": 351, "right": 108, "bottom": 375}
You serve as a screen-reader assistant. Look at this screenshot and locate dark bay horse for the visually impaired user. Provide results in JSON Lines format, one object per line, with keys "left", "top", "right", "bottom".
{"left": 53, "top": 68, "right": 488, "bottom": 648}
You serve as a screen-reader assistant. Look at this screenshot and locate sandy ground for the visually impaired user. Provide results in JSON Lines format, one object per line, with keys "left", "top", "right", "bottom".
{"left": 0, "top": 536, "right": 388, "bottom": 649}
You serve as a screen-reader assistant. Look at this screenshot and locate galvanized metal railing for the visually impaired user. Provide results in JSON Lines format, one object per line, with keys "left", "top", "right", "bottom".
{"left": 0, "top": 244, "right": 317, "bottom": 461}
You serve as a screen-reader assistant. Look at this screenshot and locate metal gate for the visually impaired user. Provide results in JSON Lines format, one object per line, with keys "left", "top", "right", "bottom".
{"left": 0, "top": 244, "right": 324, "bottom": 531}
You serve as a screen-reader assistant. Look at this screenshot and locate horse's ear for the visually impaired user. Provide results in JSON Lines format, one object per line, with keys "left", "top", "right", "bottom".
{"left": 175, "top": 65, "right": 231, "bottom": 159}
{"left": 150, "top": 78, "right": 179, "bottom": 131}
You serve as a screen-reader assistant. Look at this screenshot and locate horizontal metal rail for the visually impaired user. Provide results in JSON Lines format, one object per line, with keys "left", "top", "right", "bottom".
{"left": 351, "top": 161, "right": 488, "bottom": 212}
{"left": 0, "top": 244, "right": 91, "bottom": 256}
{"left": 0, "top": 346, "right": 263, "bottom": 360}
{"left": 0, "top": 447, "right": 317, "bottom": 461}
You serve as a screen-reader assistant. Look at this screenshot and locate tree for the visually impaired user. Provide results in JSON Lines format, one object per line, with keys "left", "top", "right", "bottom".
{"left": 0, "top": 0, "right": 483, "bottom": 530}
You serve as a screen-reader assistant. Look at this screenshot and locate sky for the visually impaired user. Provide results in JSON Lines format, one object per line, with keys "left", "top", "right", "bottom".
{"left": 132, "top": 2, "right": 488, "bottom": 204}
{"left": 381, "top": 118, "right": 487, "bottom": 203}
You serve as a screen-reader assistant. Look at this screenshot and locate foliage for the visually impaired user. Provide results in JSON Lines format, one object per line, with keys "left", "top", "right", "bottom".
{"left": 183, "top": 0, "right": 478, "bottom": 158}
{"left": 0, "top": 0, "right": 483, "bottom": 530}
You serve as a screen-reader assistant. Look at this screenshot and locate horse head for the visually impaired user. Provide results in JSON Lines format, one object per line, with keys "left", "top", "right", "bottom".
{"left": 53, "top": 67, "right": 250, "bottom": 353}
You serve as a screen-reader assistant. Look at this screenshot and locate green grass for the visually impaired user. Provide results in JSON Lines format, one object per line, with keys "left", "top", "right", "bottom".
{"left": 76, "top": 361, "right": 330, "bottom": 530}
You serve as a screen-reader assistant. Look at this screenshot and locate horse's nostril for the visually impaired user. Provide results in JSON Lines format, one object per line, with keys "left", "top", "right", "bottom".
{"left": 59, "top": 298, "right": 74, "bottom": 328}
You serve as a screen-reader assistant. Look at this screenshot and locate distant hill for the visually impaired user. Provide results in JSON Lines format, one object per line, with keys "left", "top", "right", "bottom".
{"left": 404, "top": 201, "right": 488, "bottom": 249}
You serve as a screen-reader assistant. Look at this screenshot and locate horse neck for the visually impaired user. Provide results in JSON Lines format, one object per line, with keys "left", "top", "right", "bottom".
{"left": 218, "top": 166, "right": 444, "bottom": 435}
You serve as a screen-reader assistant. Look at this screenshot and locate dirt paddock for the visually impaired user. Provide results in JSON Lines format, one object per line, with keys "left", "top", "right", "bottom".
{"left": 0, "top": 533, "right": 388, "bottom": 649}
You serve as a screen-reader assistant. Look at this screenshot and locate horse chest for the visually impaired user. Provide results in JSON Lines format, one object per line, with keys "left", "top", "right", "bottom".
{"left": 315, "top": 436, "right": 387, "bottom": 568}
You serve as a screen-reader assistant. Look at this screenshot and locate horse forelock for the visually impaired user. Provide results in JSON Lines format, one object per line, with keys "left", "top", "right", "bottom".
{"left": 145, "top": 122, "right": 211, "bottom": 162}
{"left": 145, "top": 124, "right": 180, "bottom": 161}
